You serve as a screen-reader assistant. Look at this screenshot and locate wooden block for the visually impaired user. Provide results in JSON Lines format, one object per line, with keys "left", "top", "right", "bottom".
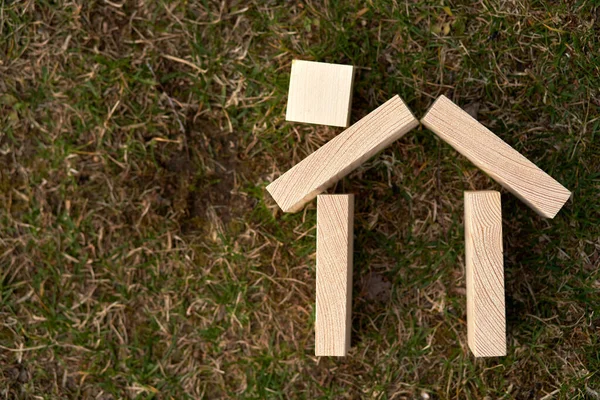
{"left": 421, "top": 95, "right": 571, "bottom": 218}
{"left": 286, "top": 60, "right": 355, "bottom": 127}
{"left": 268, "top": 95, "right": 418, "bottom": 213}
{"left": 464, "top": 191, "right": 506, "bottom": 357}
{"left": 315, "top": 194, "right": 354, "bottom": 356}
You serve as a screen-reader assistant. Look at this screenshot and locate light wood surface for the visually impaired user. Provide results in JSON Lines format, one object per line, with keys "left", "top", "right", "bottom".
{"left": 268, "top": 95, "right": 418, "bottom": 213}
{"left": 286, "top": 60, "right": 355, "bottom": 127}
{"left": 421, "top": 95, "right": 571, "bottom": 218}
{"left": 315, "top": 194, "right": 354, "bottom": 356}
{"left": 464, "top": 191, "right": 506, "bottom": 357}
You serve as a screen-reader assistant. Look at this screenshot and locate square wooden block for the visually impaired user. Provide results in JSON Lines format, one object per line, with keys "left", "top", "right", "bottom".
{"left": 286, "top": 60, "right": 355, "bottom": 127}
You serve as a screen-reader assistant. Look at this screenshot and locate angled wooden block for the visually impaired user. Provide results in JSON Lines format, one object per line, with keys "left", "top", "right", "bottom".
{"left": 286, "top": 60, "right": 355, "bottom": 127}
{"left": 465, "top": 191, "right": 506, "bottom": 357}
{"left": 316, "top": 194, "right": 354, "bottom": 356}
{"left": 421, "top": 95, "right": 571, "bottom": 218}
{"left": 267, "top": 95, "right": 418, "bottom": 213}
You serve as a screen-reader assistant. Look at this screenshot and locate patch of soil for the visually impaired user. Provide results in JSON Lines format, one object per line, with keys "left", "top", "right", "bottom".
{"left": 156, "top": 117, "right": 251, "bottom": 233}
{"left": 360, "top": 272, "right": 392, "bottom": 302}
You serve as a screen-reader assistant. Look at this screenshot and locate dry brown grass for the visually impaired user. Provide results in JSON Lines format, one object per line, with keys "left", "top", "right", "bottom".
{"left": 0, "top": 0, "right": 599, "bottom": 399}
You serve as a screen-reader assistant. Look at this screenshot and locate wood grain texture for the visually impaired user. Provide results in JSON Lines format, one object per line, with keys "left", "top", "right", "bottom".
{"left": 464, "top": 191, "right": 505, "bottom": 357}
{"left": 421, "top": 95, "right": 571, "bottom": 218}
{"left": 267, "top": 95, "right": 418, "bottom": 213}
{"left": 315, "top": 194, "right": 354, "bottom": 356}
{"left": 285, "top": 60, "right": 355, "bottom": 127}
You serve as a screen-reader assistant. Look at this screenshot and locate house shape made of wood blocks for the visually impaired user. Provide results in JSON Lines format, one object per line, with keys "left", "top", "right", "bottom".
{"left": 268, "top": 61, "right": 571, "bottom": 357}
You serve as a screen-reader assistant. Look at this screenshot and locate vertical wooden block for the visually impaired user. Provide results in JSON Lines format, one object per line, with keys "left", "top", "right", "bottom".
{"left": 315, "top": 194, "right": 354, "bottom": 356}
{"left": 286, "top": 60, "right": 355, "bottom": 127}
{"left": 267, "top": 95, "right": 418, "bottom": 213}
{"left": 422, "top": 95, "right": 571, "bottom": 218}
{"left": 464, "top": 191, "right": 506, "bottom": 357}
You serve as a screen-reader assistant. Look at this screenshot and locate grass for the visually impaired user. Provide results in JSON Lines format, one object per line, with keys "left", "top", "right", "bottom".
{"left": 1, "top": 0, "right": 599, "bottom": 398}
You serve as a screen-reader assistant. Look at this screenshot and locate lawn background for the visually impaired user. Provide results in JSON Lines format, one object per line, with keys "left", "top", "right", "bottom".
{"left": 1, "top": 1, "right": 599, "bottom": 399}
